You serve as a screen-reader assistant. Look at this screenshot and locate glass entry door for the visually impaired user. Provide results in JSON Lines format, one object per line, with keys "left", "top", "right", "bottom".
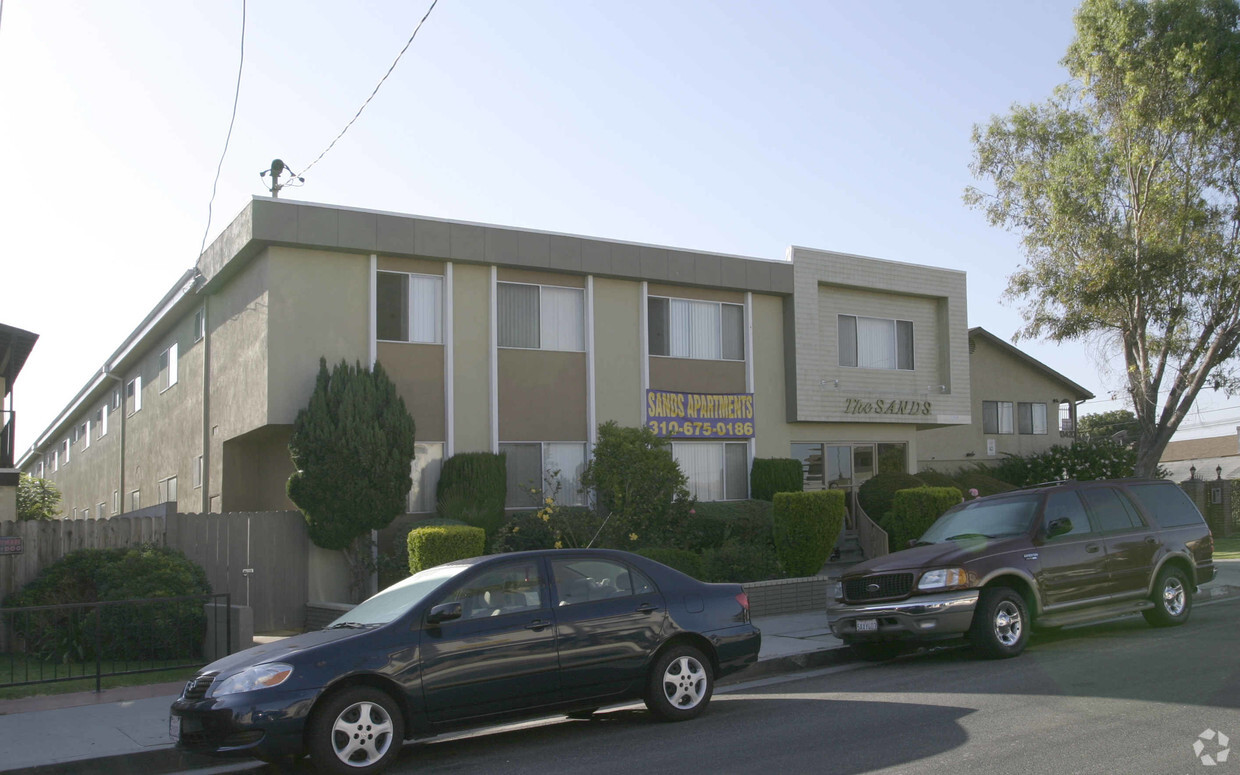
{"left": 791, "top": 442, "right": 908, "bottom": 528}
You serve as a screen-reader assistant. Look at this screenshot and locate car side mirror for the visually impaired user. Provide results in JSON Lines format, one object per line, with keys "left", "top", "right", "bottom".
{"left": 427, "top": 602, "right": 462, "bottom": 625}
{"left": 1046, "top": 518, "right": 1073, "bottom": 539}
{"left": 907, "top": 539, "right": 918, "bottom": 549}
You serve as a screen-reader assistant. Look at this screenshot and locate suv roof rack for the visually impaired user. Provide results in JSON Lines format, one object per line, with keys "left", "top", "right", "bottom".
{"left": 1022, "top": 479, "right": 1076, "bottom": 489}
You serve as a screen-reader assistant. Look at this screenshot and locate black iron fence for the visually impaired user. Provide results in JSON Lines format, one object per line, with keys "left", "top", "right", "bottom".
{"left": 0, "top": 592, "right": 231, "bottom": 692}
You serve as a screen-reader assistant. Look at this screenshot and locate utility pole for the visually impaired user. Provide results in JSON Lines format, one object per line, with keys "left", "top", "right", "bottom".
{"left": 260, "top": 159, "right": 302, "bottom": 198}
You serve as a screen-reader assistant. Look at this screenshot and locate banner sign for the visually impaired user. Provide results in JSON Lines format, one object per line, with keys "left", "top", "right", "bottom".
{"left": 645, "top": 390, "right": 755, "bottom": 438}
{"left": 0, "top": 536, "right": 22, "bottom": 555}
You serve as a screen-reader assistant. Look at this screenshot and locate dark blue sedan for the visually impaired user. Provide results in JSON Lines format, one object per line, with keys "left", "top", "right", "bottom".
{"left": 170, "top": 548, "right": 761, "bottom": 774}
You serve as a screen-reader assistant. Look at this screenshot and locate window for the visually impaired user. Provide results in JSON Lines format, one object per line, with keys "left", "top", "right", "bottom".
{"left": 98, "top": 501, "right": 107, "bottom": 518}
{"left": 647, "top": 297, "right": 744, "bottom": 360}
{"left": 500, "top": 442, "right": 587, "bottom": 508}
{"left": 126, "top": 376, "right": 142, "bottom": 415}
{"left": 194, "top": 455, "right": 203, "bottom": 489}
{"left": 1018, "top": 402, "right": 1047, "bottom": 435}
{"left": 444, "top": 561, "right": 544, "bottom": 620}
{"left": 95, "top": 406, "right": 107, "bottom": 439}
{"left": 62, "top": 438, "right": 70, "bottom": 466}
{"left": 1042, "top": 491, "right": 1091, "bottom": 537}
{"left": 672, "top": 442, "right": 749, "bottom": 501}
{"left": 82, "top": 507, "right": 90, "bottom": 520}
{"left": 51, "top": 449, "right": 58, "bottom": 473}
{"left": 498, "top": 282, "right": 584, "bottom": 351}
{"left": 982, "top": 401, "right": 1014, "bottom": 435}
{"left": 82, "top": 421, "right": 91, "bottom": 449}
{"left": 193, "top": 309, "right": 205, "bottom": 342}
{"left": 377, "top": 271, "right": 443, "bottom": 344}
{"left": 113, "top": 490, "right": 120, "bottom": 514}
{"left": 551, "top": 557, "right": 655, "bottom": 606}
{"left": 159, "top": 343, "right": 178, "bottom": 391}
{"left": 838, "top": 315, "right": 913, "bottom": 370}
{"left": 1080, "top": 487, "right": 1143, "bottom": 532}
{"left": 407, "top": 442, "right": 445, "bottom": 513}
{"left": 111, "top": 389, "right": 121, "bottom": 412}
{"left": 130, "top": 490, "right": 140, "bottom": 512}
{"left": 158, "top": 476, "right": 177, "bottom": 505}
{"left": 1127, "top": 482, "right": 1206, "bottom": 528}
{"left": 36, "top": 461, "right": 43, "bottom": 478}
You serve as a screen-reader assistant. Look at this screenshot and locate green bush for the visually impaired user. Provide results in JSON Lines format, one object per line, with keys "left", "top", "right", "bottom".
{"left": 887, "top": 487, "right": 963, "bottom": 551}
{"left": 858, "top": 472, "right": 925, "bottom": 523}
{"left": 636, "top": 547, "right": 703, "bottom": 579}
{"left": 986, "top": 440, "right": 1137, "bottom": 487}
{"left": 700, "top": 541, "right": 780, "bottom": 583}
{"left": 750, "top": 459, "right": 804, "bottom": 502}
{"left": 436, "top": 452, "right": 507, "bottom": 537}
{"left": 772, "top": 490, "right": 846, "bottom": 577}
{"left": 491, "top": 511, "right": 557, "bottom": 553}
{"left": 3, "top": 545, "right": 211, "bottom": 662}
{"left": 686, "top": 500, "right": 775, "bottom": 551}
{"left": 916, "top": 469, "right": 961, "bottom": 490}
{"left": 407, "top": 525, "right": 487, "bottom": 573}
{"left": 955, "top": 469, "right": 1017, "bottom": 496}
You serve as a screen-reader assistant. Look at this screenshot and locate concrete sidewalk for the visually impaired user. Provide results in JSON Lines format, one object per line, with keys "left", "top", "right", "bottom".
{"left": 2, "top": 560, "right": 1237, "bottom": 774}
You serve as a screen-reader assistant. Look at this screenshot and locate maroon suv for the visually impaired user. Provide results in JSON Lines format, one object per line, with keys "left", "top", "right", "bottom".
{"left": 827, "top": 479, "right": 1215, "bottom": 659}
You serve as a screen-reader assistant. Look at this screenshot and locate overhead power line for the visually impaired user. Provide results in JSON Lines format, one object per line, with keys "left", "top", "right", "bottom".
{"left": 200, "top": 0, "right": 247, "bottom": 257}
{"left": 296, "top": 0, "right": 439, "bottom": 179}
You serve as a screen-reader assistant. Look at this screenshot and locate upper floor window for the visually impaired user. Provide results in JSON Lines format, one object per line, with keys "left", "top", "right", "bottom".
{"left": 158, "top": 476, "right": 178, "bottom": 505}
{"left": 498, "top": 282, "right": 584, "bottom": 351}
{"left": 1018, "top": 402, "right": 1047, "bottom": 435}
{"left": 193, "top": 309, "right": 205, "bottom": 342}
{"left": 983, "top": 400, "right": 1014, "bottom": 435}
{"left": 377, "top": 271, "right": 442, "bottom": 344}
{"left": 838, "top": 315, "right": 913, "bottom": 370}
{"left": 159, "top": 343, "right": 178, "bottom": 391}
{"left": 62, "top": 438, "right": 70, "bottom": 465}
{"left": 126, "top": 376, "right": 142, "bottom": 415}
{"left": 94, "top": 406, "right": 107, "bottom": 440}
{"left": 83, "top": 420, "right": 91, "bottom": 449}
{"left": 648, "top": 297, "right": 743, "bottom": 361}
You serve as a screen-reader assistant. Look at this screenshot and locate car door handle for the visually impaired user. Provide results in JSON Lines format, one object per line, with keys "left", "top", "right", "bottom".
{"left": 636, "top": 603, "right": 660, "bottom": 615}
{"left": 1145, "top": 536, "right": 1157, "bottom": 545}
{"left": 524, "top": 619, "right": 551, "bottom": 631}
{"left": 1085, "top": 544, "right": 1101, "bottom": 553}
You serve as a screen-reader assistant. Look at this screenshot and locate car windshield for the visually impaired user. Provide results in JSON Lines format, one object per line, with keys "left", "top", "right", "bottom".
{"left": 918, "top": 494, "right": 1041, "bottom": 544}
{"left": 326, "top": 563, "right": 470, "bottom": 627}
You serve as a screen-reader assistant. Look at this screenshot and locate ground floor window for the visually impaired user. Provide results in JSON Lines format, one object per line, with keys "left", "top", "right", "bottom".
{"left": 790, "top": 442, "right": 907, "bottom": 491}
{"left": 407, "top": 442, "right": 445, "bottom": 514}
{"left": 500, "top": 442, "right": 588, "bottom": 508}
{"left": 158, "top": 476, "right": 178, "bottom": 505}
{"left": 672, "top": 441, "right": 748, "bottom": 501}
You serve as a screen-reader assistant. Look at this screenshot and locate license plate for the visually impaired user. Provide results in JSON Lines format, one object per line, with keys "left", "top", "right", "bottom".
{"left": 169, "top": 715, "right": 181, "bottom": 742}
{"left": 855, "top": 618, "right": 878, "bottom": 632}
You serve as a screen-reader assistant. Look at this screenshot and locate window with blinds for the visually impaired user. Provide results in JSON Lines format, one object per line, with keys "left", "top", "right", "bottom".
{"left": 498, "top": 282, "right": 585, "bottom": 352}
{"left": 648, "top": 297, "right": 744, "bottom": 361}
{"left": 672, "top": 442, "right": 749, "bottom": 501}
{"left": 499, "top": 441, "right": 588, "bottom": 507}
{"left": 838, "top": 315, "right": 913, "bottom": 370}
{"left": 377, "top": 271, "right": 443, "bottom": 344}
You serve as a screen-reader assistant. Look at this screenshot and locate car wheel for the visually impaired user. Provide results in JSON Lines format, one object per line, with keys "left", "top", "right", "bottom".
{"left": 969, "top": 587, "right": 1029, "bottom": 659}
{"left": 645, "top": 644, "right": 713, "bottom": 721}
{"left": 1143, "top": 565, "right": 1192, "bottom": 627}
{"left": 307, "top": 686, "right": 404, "bottom": 775}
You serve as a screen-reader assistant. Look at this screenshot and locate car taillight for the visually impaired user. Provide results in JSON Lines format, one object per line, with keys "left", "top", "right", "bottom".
{"left": 736, "top": 592, "right": 750, "bottom": 622}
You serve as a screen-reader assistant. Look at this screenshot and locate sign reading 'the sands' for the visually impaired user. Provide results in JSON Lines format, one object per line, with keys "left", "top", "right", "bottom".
{"left": 646, "top": 390, "right": 755, "bottom": 438}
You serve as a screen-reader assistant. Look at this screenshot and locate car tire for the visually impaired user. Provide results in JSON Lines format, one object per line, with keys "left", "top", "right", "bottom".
{"left": 969, "top": 586, "right": 1029, "bottom": 659}
{"left": 1143, "top": 565, "right": 1192, "bottom": 627}
{"left": 645, "top": 644, "right": 713, "bottom": 722}
{"left": 307, "top": 686, "right": 404, "bottom": 775}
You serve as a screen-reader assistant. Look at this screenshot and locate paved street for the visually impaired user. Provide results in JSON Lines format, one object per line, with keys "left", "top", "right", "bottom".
{"left": 201, "top": 596, "right": 1240, "bottom": 775}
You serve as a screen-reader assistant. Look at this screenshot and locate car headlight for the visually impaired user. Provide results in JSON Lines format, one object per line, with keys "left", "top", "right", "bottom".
{"left": 212, "top": 663, "right": 294, "bottom": 696}
{"left": 831, "top": 581, "right": 843, "bottom": 601}
{"left": 917, "top": 568, "right": 968, "bottom": 591}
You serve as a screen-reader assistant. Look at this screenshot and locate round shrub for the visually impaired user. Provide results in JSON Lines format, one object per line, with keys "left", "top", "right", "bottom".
{"left": 3, "top": 545, "right": 211, "bottom": 662}
{"left": 491, "top": 511, "right": 558, "bottom": 553}
{"left": 772, "top": 490, "right": 846, "bottom": 577}
{"left": 636, "top": 547, "right": 703, "bottom": 579}
{"left": 700, "top": 542, "right": 779, "bottom": 583}
{"left": 858, "top": 472, "right": 926, "bottom": 522}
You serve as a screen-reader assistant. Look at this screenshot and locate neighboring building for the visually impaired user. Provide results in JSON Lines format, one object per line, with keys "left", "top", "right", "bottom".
{"left": 1160, "top": 431, "right": 1240, "bottom": 482}
{"left": 19, "top": 197, "right": 974, "bottom": 525}
{"left": 1, "top": 323, "right": 39, "bottom": 521}
{"left": 916, "top": 327, "right": 1094, "bottom": 473}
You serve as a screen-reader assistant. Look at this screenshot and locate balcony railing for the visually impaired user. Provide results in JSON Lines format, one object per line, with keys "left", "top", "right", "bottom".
{"left": 1, "top": 410, "right": 13, "bottom": 469}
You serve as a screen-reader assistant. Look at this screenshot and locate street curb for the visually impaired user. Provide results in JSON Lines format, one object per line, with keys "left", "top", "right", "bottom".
{"left": 720, "top": 644, "right": 856, "bottom": 686}
{"left": 5, "top": 748, "right": 221, "bottom": 775}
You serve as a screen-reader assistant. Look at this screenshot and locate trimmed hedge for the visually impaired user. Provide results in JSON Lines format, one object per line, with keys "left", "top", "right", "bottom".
{"left": 887, "top": 487, "right": 962, "bottom": 551}
{"left": 436, "top": 452, "right": 507, "bottom": 537}
{"left": 682, "top": 500, "right": 775, "bottom": 552}
{"left": 700, "top": 542, "right": 780, "bottom": 583}
{"left": 3, "top": 545, "right": 211, "bottom": 662}
{"left": 408, "top": 525, "right": 487, "bottom": 573}
{"left": 772, "top": 490, "right": 846, "bottom": 577}
{"left": 858, "top": 472, "right": 925, "bottom": 522}
{"left": 750, "top": 459, "right": 804, "bottom": 502}
{"left": 637, "top": 547, "right": 703, "bottom": 579}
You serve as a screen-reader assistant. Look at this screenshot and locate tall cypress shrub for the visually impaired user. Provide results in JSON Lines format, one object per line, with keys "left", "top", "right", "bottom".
{"left": 750, "top": 458, "right": 804, "bottom": 502}
{"left": 436, "top": 452, "right": 508, "bottom": 537}
{"left": 772, "top": 490, "right": 845, "bottom": 577}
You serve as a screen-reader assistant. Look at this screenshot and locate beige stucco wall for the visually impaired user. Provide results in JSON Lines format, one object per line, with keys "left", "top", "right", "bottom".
{"left": 592, "top": 278, "right": 643, "bottom": 428}
{"left": 0, "top": 484, "right": 16, "bottom": 522}
{"left": 452, "top": 264, "right": 492, "bottom": 453}
{"left": 498, "top": 350, "right": 588, "bottom": 441}
{"left": 918, "top": 335, "right": 1073, "bottom": 471}
{"left": 378, "top": 342, "right": 446, "bottom": 442}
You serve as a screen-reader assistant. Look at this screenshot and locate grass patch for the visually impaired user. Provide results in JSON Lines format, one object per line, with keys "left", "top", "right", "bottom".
{"left": 1214, "top": 537, "right": 1240, "bottom": 560}
{"left": 0, "top": 656, "right": 201, "bottom": 700}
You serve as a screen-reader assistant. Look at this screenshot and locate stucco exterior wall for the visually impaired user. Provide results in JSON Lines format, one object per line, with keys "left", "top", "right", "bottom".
{"left": 498, "top": 350, "right": 588, "bottom": 441}
{"left": 592, "top": 278, "right": 643, "bottom": 428}
{"left": 452, "top": 264, "right": 492, "bottom": 453}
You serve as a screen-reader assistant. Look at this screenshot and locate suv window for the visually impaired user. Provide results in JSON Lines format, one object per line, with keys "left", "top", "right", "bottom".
{"left": 1042, "top": 491, "right": 1092, "bottom": 537}
{"left": 1126, "top": 482, "right": 1207, "bottom": 528}
{"left": 1080, "top": 487, "right": 1144, "bottom": 532}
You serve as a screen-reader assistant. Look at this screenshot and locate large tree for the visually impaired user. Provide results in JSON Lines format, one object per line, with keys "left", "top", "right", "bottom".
{"left": 288, "top": 358, "right": 416, "bottom": 601}
{"left": 966, "top": 0, "right": 1240, "bottom": 476}
{"left": 1076, "top": 408, "right": 1142, "bottom": 443}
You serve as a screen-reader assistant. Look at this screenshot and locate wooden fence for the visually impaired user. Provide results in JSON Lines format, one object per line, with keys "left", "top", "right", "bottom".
{"left": 0, "top": 511, "right": 309, "bottom": 633}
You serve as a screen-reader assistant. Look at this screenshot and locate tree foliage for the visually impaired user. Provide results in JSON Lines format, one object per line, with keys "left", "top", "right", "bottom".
{"left": 966, "top": 0, "right": 1240, "bottom": 476}
{"left": 1077, "top": 408, "right": 1142, "bottom": 442}
{"left": 288, "top": 358, "right": 416, "bottom": 601}
{"left": 17, "top": 473, "right": 61, "bottom": 521}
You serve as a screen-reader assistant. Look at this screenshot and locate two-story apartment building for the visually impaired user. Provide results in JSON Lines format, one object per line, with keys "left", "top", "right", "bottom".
{"left": 21, "top": 197, "right": 975, "bottom": 525}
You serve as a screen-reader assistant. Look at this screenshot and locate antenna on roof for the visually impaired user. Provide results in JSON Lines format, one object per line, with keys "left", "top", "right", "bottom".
{"left": 259, "top": 159, "right": 304, "bottom": 198}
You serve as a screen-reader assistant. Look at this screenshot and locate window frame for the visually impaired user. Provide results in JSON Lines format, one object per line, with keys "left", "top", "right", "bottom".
{"left": 499, "top": 440, "right": 589, "bottom": 508}
{"left": 983, "top": 400, "right": 1015, "bottom": 435}
{"left": 671, "top": 440, "right": 750, "bottom": 501}
{"left": 158, "top": 343, "right": 179, "bottom": 393}
{"left": 1018, "top": 402, "right": 1048, "bottom": 435}
{"left": 158, "top": 476, "right": 178, "bottom": 506}
{"left": 837, "top": 314, "right": 914, "bottom": 371}
{"left": 376, "top": 270, "right": 444, "bottom": 345}
{"left": 647, "top": 295, "right": 745, "bottom": 362}
{"left": 126, "top": 376, "right": 142, "bottom": 415}
{"left": 497, "top": 281, "right": 586, "bottom": 353}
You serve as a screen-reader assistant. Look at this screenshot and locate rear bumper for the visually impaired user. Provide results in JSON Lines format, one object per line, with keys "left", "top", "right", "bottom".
{"left": 827, "top": 590, "right": 979, "bottom": 641}
{"left": 705, "top": 624, "right": 761, "bottom": 677}
{"left": 1197, "top": 561, "right": 1215, "bottom": 586}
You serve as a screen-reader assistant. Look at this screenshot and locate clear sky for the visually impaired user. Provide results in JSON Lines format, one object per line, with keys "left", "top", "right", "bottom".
{"left": 2, "top": 0, "right": 1235, "bottom": 454}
